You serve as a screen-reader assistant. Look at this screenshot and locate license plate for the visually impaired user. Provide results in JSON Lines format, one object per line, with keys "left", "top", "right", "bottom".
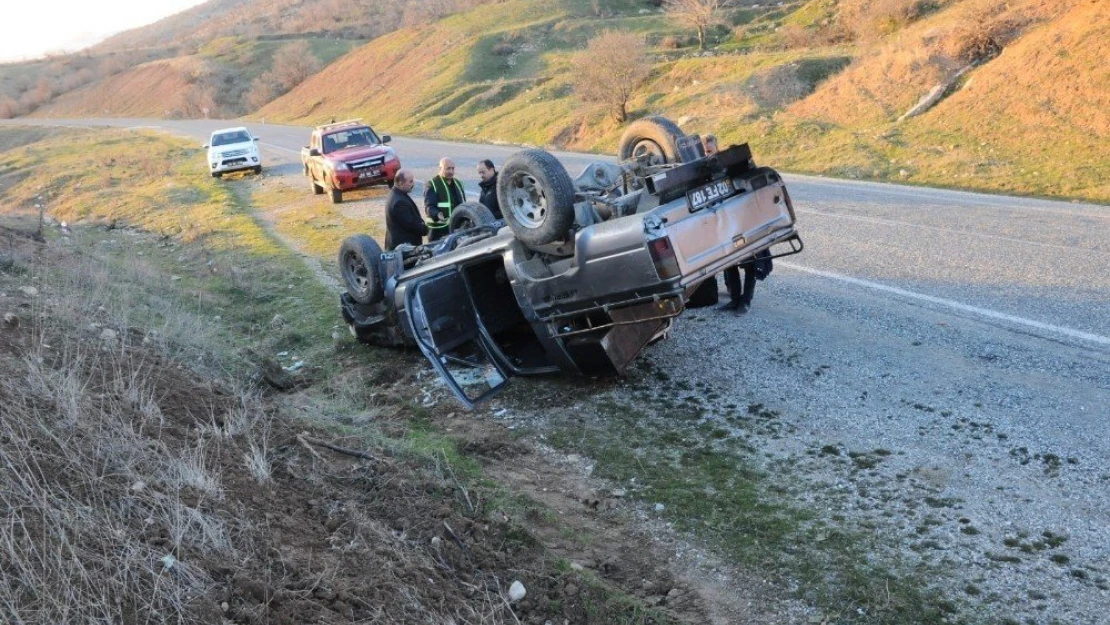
{"left": 360, "top": 168, "right": 380, "bottom": 180}
{"left": 686, "top": 178, "right": 736, "bottom": 212}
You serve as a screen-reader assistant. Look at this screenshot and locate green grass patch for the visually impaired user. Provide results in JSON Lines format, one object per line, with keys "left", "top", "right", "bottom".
{"left": 541, "top": 395, "right": 961, "bottom": 624}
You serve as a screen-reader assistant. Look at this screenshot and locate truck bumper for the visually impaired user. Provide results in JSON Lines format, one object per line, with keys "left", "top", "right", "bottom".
{"left": 333, "top": 160, "right": 401, "bottom": 190}
{"left": 210, "top": 156, "right": 261, "bottom": 174}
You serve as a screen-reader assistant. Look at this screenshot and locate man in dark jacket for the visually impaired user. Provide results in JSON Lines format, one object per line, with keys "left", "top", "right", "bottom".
{"left": 424, "top": 157, "right": 466, "bottom": 241}
{"left": 384, "top": 169, "right": 428, "bottom": 250}
{"left": 476, "top": 159, "right": 502, "bottom": 219}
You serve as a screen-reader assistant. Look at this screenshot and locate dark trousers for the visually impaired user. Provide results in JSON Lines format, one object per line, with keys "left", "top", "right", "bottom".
{"left": 722, "top": 264, "right": 756, "bottom": 306}
{"left": 428, "top": 225, "right": 448, "bottom": 242}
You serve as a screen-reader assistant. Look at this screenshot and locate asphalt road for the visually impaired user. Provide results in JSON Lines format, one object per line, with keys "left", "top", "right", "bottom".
{"left": 4, "top": 117, "right": 1109, "bottom": 622}
{"left": 16, "top": 117, "right": 1106, "bottom": 346}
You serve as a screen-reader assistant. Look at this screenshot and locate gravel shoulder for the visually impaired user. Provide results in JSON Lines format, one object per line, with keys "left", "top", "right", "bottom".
{"left": 628, "top": 271, "right": 1110, "bottom": 624}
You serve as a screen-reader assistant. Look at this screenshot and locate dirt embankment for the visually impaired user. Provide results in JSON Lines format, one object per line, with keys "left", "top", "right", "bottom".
{"left": 0, "top": 203, "right": 798, "bottom": 624}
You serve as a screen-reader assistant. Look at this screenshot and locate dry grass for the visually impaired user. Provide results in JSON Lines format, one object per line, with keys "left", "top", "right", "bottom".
{"left": 0, "top": 256, "right": 275, "bottom": 623}
{"left": 31, "top": 57, "right": 218, "bottom": 119}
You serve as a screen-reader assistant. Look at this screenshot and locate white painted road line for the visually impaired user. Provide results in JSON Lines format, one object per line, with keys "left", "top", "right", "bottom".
{"left": 779, "top": 261, "right": 1110, "bottom": 348}
{"left": 260, "top": 142, "right": 300, "bottom": 156}
{"left": 796, "top": 209, "right": 1110, "bottom": 255}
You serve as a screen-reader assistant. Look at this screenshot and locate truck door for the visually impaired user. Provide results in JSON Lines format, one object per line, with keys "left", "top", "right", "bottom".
{"left": 404, "top": 269, "right": 510, "bottom": 409}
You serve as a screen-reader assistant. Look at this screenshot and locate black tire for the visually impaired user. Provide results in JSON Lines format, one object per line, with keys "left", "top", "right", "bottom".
{"left": 618, "top": 115, "right": 685, "bottom": 166}
{"left": 338, "top": 235, "right": 384, "bottom": 305}
{"left": 450, "top": 201, "right": 497, "bottom": 232}
{"left": 253, "top": 165, "right": 262, "bottom": 175}
{"left": 497, "top": 149, "right": 576, "bottom": 247}
{"left": 311, "top": 177, "right": 324, "bottom": 195}
{"left": 212, "top": 172, "right": 222, "bottom": 179}
{"left": 330, "top": 187, "right": 343, "bottom": 204}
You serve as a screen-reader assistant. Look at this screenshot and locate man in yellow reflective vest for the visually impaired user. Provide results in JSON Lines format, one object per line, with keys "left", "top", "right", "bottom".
{"left": 423, "top": 157, "right": 466, "bottom": 242}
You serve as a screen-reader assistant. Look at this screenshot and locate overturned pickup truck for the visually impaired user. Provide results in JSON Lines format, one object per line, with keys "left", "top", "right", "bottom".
{"left": 338, "top": 116, "right": 803, "bottom": 407}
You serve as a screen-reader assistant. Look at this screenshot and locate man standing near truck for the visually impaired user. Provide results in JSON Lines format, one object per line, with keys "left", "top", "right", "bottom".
{"left": 703, "top": 134, "right": 772, "bottom": 315}
{"left": 384, "top": 169, "right": 428, "bottom": 250}
{"left": 477, "top": 159, "right": 502, "bottom": 219}
{"left": 424, "top": 157, "right": 466, "bottom": 241}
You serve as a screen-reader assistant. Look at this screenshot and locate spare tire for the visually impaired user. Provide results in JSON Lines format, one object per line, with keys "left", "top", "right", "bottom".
{"left": 497, "top": 149, "right": 576, "bottom": 247}
{"left": 338, "top": 235, "right": 384, "bottom": 305}
{"left": 618, "top": 115, "right": 685, "bottom": 166}
{"left": 449, "top": 201, "right": 498, "bottom": 232}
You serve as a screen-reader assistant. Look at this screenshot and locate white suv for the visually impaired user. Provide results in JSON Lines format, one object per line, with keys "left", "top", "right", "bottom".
{"left": 205, "top": 127, "right": 262, "bottom": 178}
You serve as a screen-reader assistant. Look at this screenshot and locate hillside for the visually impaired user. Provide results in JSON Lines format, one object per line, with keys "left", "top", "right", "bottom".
{"left": 255, "top": 0, "right": 1108, "bottom": 202}
{"left": 2, "top": 0, "right": 488, "bottom": 119}
{"left": 93, "top": 0, "right": 489, "bottom": 51}
{"left": 8, "top": 0, "right": 1108, "bottom": 202}
{"left": 32, "top": 57, "right": 217, "bottom": 118}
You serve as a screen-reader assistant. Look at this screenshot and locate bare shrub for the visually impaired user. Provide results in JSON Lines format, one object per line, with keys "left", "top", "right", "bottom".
{"left": 748, "top": 63, "right": 811, "bottom": 109}
{"left": 941, "top": 12, "right": 1024, "bottom": 65}
{"left": 243, "top": 41, "right": 322, "bottom": 110}
{"left": 840, "top": 0, "right": 935, "bottom": 41}
{"left": 659, "top": 35, "right": 682, "bottom": 50}
{"left": 663, "top": 0, "right": 729, "bottom": 50}
{"left": 572, "top": 30, "right": 652, "bottom": 123}
{"left": 271, "top": 41, "right": 322, "bottom": 89}
{"left": 246, "top": 75, "right": 281, "bottom": 110}
{"left": 0, "top": 95, "right": 22, "bottom": 118}
{"left": 781, "top": 24, "right": 815, "bottom": 49}
{"left": 491, "top": 42, "right": 515, "bottom": 56}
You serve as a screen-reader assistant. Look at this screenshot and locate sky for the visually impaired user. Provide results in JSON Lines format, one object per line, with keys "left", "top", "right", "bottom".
{"left": 0, "top": 0, "right": 208, "bottom": 63}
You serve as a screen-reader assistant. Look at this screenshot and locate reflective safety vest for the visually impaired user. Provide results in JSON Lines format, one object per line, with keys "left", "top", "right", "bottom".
{"left": 428, "top": 176, "right": 465, "bottom": 230}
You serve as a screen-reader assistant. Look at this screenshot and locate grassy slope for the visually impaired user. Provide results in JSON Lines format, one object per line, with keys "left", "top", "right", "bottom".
{"left": 256, "top": 0, "right": 1107, "bottom": 203}
{"left": 31, "top": 57, "right": 212, "bottom": 118}
{"left": 30, "top": 38, "right": 362, "bottom": 118}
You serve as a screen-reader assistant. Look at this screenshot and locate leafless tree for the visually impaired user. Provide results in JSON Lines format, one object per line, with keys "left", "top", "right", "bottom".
{"left": 663, "top": 0, "right": 730, "bottom": 50}
{"left": 270, "top": 41, "right": 322, "bottom": 89}
{"left": 572, "top": 30, "right": 652, "bottom": 123}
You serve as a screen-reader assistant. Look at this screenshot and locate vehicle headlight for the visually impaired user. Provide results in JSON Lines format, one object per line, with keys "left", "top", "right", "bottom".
{"left": 331, "top": 162, "right": 350, "bottom": 173}
{"left": 383, "top": 151, "right": 398, "bottom": 163}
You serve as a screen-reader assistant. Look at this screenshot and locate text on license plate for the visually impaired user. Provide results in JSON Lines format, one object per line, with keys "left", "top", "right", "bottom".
{"left": 360, "top": 168, "right": 381, "bottom": 180}
{"left": 687, "top": 179, "right": 736, "bottom": 212}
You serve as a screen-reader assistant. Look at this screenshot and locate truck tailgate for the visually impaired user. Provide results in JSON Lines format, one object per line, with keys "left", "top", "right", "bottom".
{"left": 656, "top": 170, "right": 794, "bottom": 284}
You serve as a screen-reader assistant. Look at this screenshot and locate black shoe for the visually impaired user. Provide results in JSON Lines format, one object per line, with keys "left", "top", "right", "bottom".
{"left": 733, "top": 303, "right": 751, "bottom": 315}
{"left": 717, "top": 300, "right": 741, "bottom": 312}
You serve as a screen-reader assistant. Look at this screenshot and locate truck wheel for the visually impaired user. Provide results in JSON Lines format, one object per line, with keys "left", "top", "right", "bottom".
{"left": 497, "top": 149, "right": 575, "bottom": 247}
{"left": 338, "top": 235, "right": 384, "bottom": 305}
{"left": 330, "top": 187, "right": 343, "bottom": 204}
{"left": 618, "top": 116, "right": 685, "bottom": 166}
{"left": 311, "top": 178, "right": 324, "bottom": 195}
{"left": 449, "top": 202, "right": 497, "bottom": 232}
{"left": 253, "top": 165, "right": 262, "bottom": 175}
{"left": 212, "top": 172, "right": 222, "bottom": 179}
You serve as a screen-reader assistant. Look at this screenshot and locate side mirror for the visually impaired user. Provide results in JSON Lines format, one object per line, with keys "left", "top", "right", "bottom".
{"left": 381, "top": 135, "right": 391, "bottom": 144}
{"left": 309, "top": 148, "right": 321, "bottom": 157}
{"left": 253, "top": 137, "right": 259, "bottom": 141}
{"left": 202, "top": 144, "right": 209, "bottom": 149}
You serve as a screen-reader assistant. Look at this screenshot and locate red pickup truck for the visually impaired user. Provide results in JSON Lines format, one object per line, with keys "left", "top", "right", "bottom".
{"left": 301, "top": 120, "right": 401, "bottom": 203}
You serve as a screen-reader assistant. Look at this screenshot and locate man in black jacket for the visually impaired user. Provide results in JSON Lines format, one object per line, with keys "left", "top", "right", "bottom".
{"left": 424, "top": 157, "right": 466, "bottom": 241}
{"left": 384, "top": 169, "right": 428, "bottom": 250}
{"left": 477, "top": 159, "right": 502, "bottom": 219}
